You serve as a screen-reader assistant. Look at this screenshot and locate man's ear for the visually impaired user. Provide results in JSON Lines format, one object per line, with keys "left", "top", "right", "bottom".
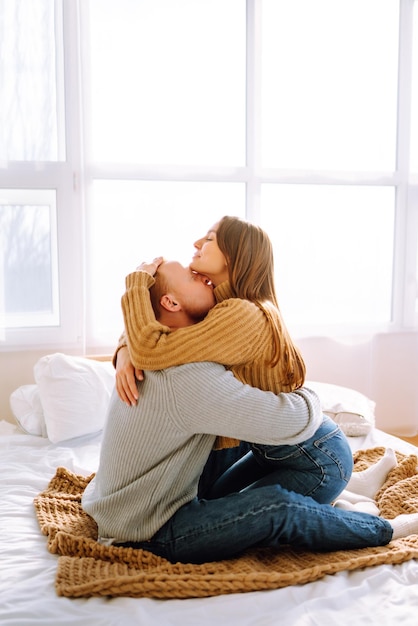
{"left": 160, "top": 294, "right": 180, "bottom": 312}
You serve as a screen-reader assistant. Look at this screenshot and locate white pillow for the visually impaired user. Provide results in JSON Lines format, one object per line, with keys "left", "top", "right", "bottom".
{"left": 9, "top": 384, "right": 47, "bottom": 437}
{"left": 306, "top": 380, "right": 375, "bottom": 436}
{"left": 33, "top": 353, "right": 115, "bottom": 443}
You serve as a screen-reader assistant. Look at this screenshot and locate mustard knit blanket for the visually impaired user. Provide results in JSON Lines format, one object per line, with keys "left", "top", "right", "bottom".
{"left": 34, "top": 447, "right": 418, "bottom": 599}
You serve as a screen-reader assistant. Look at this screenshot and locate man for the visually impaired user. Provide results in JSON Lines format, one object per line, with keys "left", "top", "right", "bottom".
{"left": 82, "top": 261, "right": 418, "bottom": 564}
{"left": 114, "top": 257, "right": 215, "bottom": 406}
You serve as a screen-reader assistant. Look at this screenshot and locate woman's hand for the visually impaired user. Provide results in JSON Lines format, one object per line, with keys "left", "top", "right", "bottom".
{"left": 136, "top": 256, "right": 164, "bottom": 276}
{"left": 115, "top": 345, "right": 144, "bottom": 406}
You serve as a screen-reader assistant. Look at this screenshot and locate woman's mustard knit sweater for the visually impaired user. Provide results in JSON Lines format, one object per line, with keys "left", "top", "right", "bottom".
{"left": 119, "top": 271, "right": 304, "bottom": 448}
{"left": 120, "top": 271, "right": 302, "bottom": 391}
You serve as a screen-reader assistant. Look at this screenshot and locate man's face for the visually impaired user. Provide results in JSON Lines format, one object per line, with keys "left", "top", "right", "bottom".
{"left": 159, "top": 261, "right": 216, "bottom": 321}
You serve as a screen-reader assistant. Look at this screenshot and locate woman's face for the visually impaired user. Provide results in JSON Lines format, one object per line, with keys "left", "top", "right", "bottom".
{"left": 190, "top": 222, "right": 229, "bottom": 286}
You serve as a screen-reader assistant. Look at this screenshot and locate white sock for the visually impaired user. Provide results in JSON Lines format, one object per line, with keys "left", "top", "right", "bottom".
{"left": 390, "top": 513, "right": 418, "bottom": 540}
{"left": 338, "top": 489, "right": 376, "bottom": 504}
{"left": 346, "top": 448, "right": 397, "bottom": 499}
{"left": 333, "top": 498, "right": 380, "bottom": 516}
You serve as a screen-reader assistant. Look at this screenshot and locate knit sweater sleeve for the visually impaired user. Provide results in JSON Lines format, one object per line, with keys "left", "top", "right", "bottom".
{"left": 171, "top": 363, "right": 323, "bottom": 445}
{"left": 122, "top": 271, "right": 268, "bottom": 371}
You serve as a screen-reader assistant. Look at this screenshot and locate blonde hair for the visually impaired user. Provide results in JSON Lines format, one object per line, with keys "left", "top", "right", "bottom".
{"left": 216, "top": 216, "right": 306, "bottom": 389}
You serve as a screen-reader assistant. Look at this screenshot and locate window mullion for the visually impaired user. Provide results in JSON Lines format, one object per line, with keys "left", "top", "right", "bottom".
{"left": 59, "top": 0, "right": 85, "bottom": 350}
{"left": 392, "top": 0, "right": 415, "bottom": 329}
{"left": 245, "top": 0, "right": 262, "bottom": 222}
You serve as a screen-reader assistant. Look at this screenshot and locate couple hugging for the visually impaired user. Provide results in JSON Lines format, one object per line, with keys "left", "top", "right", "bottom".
{"left": 83, "top": 216, "right": 417, "bottom": 563}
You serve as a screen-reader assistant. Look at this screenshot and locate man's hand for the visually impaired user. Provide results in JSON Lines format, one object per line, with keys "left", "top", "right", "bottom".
{"left": 136, "top": 256, "right": 164, "bottom": 276}
{"left": 115, "top": 345, "right": 144, "bottom": 406}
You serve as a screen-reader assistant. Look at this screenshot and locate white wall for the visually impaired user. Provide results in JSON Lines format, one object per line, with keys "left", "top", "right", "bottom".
{"left": 0, "top": 348, "right": 84, "bottom": 426}
{"left": 298, "top": 331, "right": 418, "bottom": 436}
{"left": 1, "top": 331, "right": 418, "bottom": 436}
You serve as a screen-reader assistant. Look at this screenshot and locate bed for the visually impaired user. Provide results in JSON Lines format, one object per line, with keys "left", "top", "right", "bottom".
{"left": 2, "top": 353, "right": 418, "bottom": 625}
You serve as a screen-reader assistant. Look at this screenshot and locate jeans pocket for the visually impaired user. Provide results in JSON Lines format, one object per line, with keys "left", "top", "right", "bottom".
{"left": 251, "top": 419, "right": 354, "bottom": 502}
{"left": 251, "top": 443, "right": 303, "bottom": 464}
{"left": 313, "top": 426, "right": 354, "bottom": 483}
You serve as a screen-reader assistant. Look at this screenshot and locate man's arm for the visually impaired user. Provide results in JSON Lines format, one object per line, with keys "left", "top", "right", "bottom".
{"left": 172, "top": 362, "right": 323, "bottom": 446}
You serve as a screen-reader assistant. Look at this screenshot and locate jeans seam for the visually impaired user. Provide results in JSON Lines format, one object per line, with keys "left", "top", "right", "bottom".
{"left": 155, "top": 499, "right": 391, "bottom": 552}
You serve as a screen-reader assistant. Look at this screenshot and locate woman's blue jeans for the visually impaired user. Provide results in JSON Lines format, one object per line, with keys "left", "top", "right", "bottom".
{"left": 199, "top": 416, "right": 354, "bottom": 504}
{"left": 126, "top": 417, "right": 393, "bottom": 563}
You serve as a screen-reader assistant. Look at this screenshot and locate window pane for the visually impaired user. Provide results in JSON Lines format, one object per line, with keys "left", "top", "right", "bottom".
{"left": 0, "top": 190, "right": 59, "bottom": 331}
{"left": 86, "top": 180, "right": 245, "bottom": 344}
{"left": 0, "top": 0, "right": 65, "bottom": 161}
{"left": 261, "top": 0, "right": 399, "bottom": 171}
{"left": 87, "top": 0, "right": 246, "bottom": 166}
{"left": 260, "top": 185, "right": 395, "bottom": 329}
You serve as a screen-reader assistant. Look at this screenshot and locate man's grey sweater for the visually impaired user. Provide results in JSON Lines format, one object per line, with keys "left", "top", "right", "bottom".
{"left": 82, "top": 362, "right": 322, "bottom": 544}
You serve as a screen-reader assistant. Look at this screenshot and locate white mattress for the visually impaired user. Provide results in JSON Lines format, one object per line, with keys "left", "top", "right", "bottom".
{"left": 1, "top": 420, "right": 418, "bottom": 626}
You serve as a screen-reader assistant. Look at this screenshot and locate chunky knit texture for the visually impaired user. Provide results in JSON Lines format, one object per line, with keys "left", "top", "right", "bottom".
{"left": 120, "top": 273, "right": 305, "bottom": 449}
{"left": 34, "top": 448, "right": 418, "bottom": 599}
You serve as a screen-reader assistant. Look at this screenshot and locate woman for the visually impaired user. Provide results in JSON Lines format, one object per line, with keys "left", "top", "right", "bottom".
{"left": 115, "top": 216, "right": 354, "bottom": 504}
{"left": 116, "top": 217, "right": 305, "bottom": 402}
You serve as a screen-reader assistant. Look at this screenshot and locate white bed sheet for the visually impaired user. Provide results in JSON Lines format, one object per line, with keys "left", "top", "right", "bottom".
{"left": 1, "top": 421, "right": 418, "bottom": 626}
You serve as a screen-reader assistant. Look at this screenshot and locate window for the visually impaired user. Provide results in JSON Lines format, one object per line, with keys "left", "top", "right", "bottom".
{"left": 0, "top": 0, "right": 65, "bottom": 162}
{"left": 411, "top": 0, "right": 418, "bottom": 173}
{"left": 86, "top": 0, "right": 246, "bottom": 166}
{"left": 0, "top": 0, "right": 82, "bottom": 349}
{"left": 0, "top": 0, "right": 417, "bottom": 351}
{"left": 0, "top": 190, "right": 59, "bottom": 329}
{"left": 261, "top": 0, "right": 399, "bottom": 172}
{"left": 260, "top": 185, "right": 395, "bottom": 331}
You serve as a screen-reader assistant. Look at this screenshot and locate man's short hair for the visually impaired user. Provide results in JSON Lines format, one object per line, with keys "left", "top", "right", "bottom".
{"left": 149, "top": 267, "right": 169, "bottom": 319}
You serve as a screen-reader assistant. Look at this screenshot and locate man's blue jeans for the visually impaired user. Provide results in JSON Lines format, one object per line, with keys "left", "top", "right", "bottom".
{"left": 127, "top": 417, "right": 393, "bottom": 563}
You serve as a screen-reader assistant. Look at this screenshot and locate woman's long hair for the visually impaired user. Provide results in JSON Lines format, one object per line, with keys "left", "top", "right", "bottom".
{"left": 216, "top": 216, "right": 306, "bottom": 389}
